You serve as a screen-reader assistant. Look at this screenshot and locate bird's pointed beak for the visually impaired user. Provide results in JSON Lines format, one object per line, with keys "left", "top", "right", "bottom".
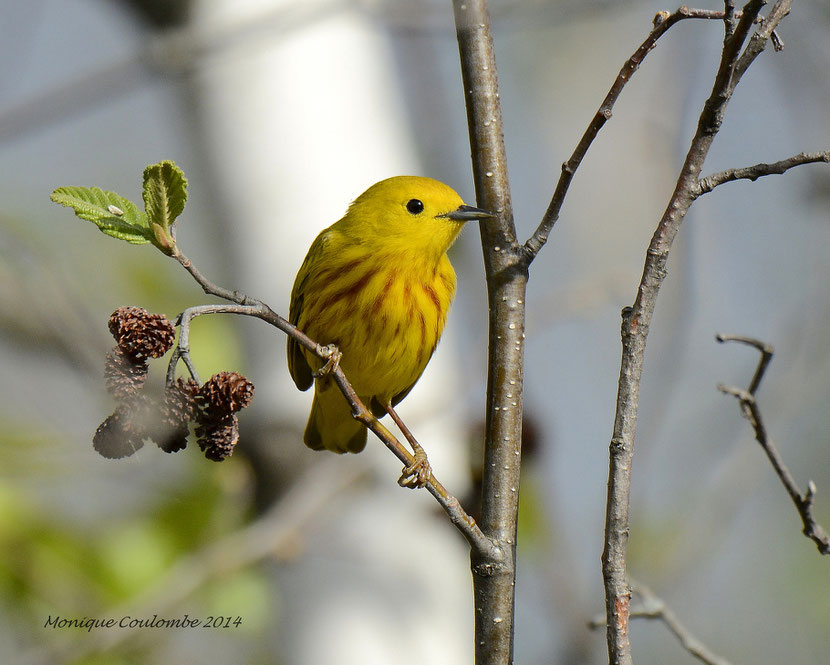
{"left": 439, "top": 204, "right": 496, "bottom": 221}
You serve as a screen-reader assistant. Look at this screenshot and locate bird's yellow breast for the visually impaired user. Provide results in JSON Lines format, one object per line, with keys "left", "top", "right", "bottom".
{"left": 296, "top": 244, "right": 456, "bottom": 404}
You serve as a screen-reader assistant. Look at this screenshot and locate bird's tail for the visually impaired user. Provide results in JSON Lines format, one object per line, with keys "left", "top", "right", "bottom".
{"left": 304, "top": 386, "right": 367, "bottom": 454}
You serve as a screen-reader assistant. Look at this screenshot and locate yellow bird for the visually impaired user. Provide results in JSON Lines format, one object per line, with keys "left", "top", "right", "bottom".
{"left": 287, "top": 176, "right": 491, "bottom": 481}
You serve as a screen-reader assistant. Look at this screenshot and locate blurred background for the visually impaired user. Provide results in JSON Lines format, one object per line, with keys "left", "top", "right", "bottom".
{"left": 1, "top": 0, "right": 829, "bottom": 663}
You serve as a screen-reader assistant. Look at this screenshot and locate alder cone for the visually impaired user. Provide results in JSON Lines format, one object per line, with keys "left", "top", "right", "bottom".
{"left": 152, "top": 378, "right": 200, "bottom": 453}
{"left": 93, "top": 406, "right": 145, "bottom": 459}
{"left": 199, "top": 371, "right": 255, "bottom": 414}
{"left": 104, "top": 347, "right": 149, "bottom": 401}
{"left": 108, "top": 306, "right": 175, "bottom": 359}
{"left": 195, "top": 414, "right": 239, "bottom": 462}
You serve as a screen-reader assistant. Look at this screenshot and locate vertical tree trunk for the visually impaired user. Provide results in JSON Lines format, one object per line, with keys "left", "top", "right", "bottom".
{"left": 453, "top": 1, "right": 526, "bottom": 663}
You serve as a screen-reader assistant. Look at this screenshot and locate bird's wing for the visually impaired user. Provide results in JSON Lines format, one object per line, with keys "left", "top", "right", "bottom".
{"left": 287, "top": 231, "right": 330, "bottom": 391}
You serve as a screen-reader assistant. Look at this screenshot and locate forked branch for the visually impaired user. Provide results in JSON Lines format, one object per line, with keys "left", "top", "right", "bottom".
{"left": 522, "top": 4, "right": 772, "bottom": 262}
{"left": 590, "top": 581, "right": 735, "bottom": 665}
{"left": 601, "top": 3, "right": 796, "bottom": 664}
{"left": 717, "top": 334, "right": 830, "bottom": 555}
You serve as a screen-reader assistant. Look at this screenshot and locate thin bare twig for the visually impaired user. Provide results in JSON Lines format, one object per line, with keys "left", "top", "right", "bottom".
{"left": 734, "top": 0, "right": 792, "bottom": 81}
{"left": 522, "top": 4, "right": 761, "bottom": 262}
{"left": 589, "top": 585, "right": 733, "bottom": 665}
{"left": 717, "top": 334, "right": 830, "bottom": 555}
{"left": 630, "top": 583, "right": 734, "bottom": 665}
{"left": 697, "top": 151, "right": 830, "bottom": 195}
{"left": 601, "top": 3, "right": 779, "bottom": 663}
{"left": 714, "top": 333, "right": 773, "bottom": 395}
{"left": 589, "top": 582, "right": 735, "bottom": 665}
{"left": 174, "top": 250, "right": 252, "bottom": 304}
{"left": 168, "top": 252, "right": 497, "bottom": 557}
{"left": 514, "top": 6, "right": 808, "bottom": 658}
{"left": 168, "top": 303, "right": 263, "bottom": 385}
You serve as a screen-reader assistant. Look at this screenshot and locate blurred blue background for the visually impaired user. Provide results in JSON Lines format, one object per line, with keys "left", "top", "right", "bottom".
{"left": 1, "top": 1, "right": 828, "bottom": 663}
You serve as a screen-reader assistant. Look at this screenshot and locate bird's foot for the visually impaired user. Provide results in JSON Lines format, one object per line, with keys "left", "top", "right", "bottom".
{"left": 397, "top": 448, "right": 432, "bottom": 489}
{"left": 314, "top": 344, "right": 342, "bottom": 378}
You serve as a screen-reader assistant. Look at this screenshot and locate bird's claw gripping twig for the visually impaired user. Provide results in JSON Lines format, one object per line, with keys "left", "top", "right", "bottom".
{"left": 398, "top": 447, "right": 432, "bottom": 489}
{"left": 383, "top": 403, "right": 432, "bottom": 489}
{"left": 314, "top": 344, "right": 342, "bottom": 378}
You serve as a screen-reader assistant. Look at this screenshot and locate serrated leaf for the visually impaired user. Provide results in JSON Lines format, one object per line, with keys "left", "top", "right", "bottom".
{"left": 50, "top": 186, "right": 152, "bottom": 244}
{"left": 142, "top": 160, "right": 188, "bottom": 232}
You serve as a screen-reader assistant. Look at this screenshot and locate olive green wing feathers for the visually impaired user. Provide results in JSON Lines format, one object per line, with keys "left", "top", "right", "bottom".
{"left": 287, "top": 231, "right": 330, "bottom": 392}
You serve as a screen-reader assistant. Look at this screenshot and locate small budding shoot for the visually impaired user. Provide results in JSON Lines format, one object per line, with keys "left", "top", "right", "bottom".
{"left": 94, "top": 306, "right": 254, "bottom": 462}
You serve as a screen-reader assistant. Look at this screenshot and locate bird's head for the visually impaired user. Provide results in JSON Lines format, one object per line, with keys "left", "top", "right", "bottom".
{"left": 340, "top": 176, "right": 494, "bottom": 259}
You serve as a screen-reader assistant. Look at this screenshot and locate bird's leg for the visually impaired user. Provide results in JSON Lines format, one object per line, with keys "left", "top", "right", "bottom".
{"left": 384, "top": 403, "right": 432, "bottom": 489}
{"left": 313, "top": 344, "right": 342, "bottom": 378}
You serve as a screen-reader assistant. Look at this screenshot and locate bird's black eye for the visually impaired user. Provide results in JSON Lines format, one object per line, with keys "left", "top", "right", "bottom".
{"left": 406, "top": 199, "right": 424, "bottom": 215}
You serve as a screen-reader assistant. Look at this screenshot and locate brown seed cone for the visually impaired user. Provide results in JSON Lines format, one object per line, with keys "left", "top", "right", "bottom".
{"left": 104, "top": 347, "right": 149, "bottom": 401}
{"left": 171, "top": 377, "right": 201, "bottom": 421}
{"left": 152, "top": 378, "right": 200, "bottom": 453}
{"left": 199, "top": 371, "right": 255, "bottom": 414}
{"left": 153, "top": 421, "right": 189, "bottom": 454}
{"left": 195, "top": 414, "right": 239, "bottom": 462}
{"left": 93, "top": 406, "right": 145, "bottom": 459}
{"left": 108, "top": 306, "right": 175, "bottom": 359}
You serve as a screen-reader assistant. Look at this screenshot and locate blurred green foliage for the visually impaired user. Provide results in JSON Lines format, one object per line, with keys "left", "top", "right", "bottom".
{"left": 0, "top": 207, "right": 272, "bottom": 663}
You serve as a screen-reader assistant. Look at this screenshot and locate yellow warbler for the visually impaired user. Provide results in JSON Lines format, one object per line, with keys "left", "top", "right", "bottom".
{"left": 287, "top": 176, "right": 491, "bottom": 470}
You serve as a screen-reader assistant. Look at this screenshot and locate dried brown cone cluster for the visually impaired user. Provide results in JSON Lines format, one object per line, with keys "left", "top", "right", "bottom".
{"left": 196, "top": 417, "right": 240, "bottom": 463}
{"left": 95, "top": 307, "right": 254, "bottom": 461}
{"left": 104, "top": 347, "right": 149, "bottom": 401}
{"left": 103, "top": 306, "right": 176, "bottom": 407}
{"left": 93, "top": 406, "right": 145, "bottom": 459}
{"left": 152, "top": 377, "right": 200, "bottom": 454}
{"left": 108, "top": 306, "right": 176, "bottom": 360}
{"left": 194, "top": 372, "right": 255, "bottom": 462}
{"left": 95, "top": 306, "right": 176, "bottom": 459}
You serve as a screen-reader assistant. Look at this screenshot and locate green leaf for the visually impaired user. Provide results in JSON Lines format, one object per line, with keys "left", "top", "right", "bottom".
{"left": 142, "top": 160, "right": 188, "bottom": 233}
{"left": 50, "top": 186, "right": 151, "bottom": 244}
